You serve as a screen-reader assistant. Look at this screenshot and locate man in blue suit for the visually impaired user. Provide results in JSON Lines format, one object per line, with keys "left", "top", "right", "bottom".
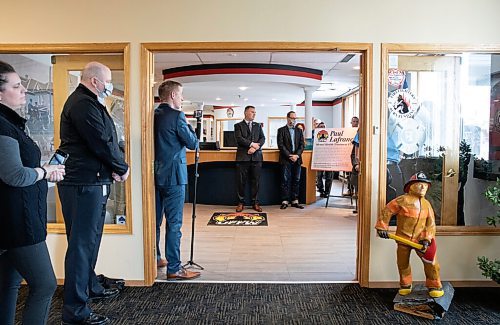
{"left": 154, "top": 80, "right": 200, "bottom": 280}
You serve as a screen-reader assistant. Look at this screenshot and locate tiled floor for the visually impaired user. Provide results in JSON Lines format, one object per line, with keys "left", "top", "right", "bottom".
{"left": 156, "top": 181, "right": 358, "bottom": 283}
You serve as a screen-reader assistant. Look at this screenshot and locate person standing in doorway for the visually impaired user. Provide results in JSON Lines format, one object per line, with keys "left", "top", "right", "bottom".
{"left": 234, "top": 105, "right": 265, "bottom": 212}
{"left": 58, "top": 62, "right": 129, "bottom": 325}
{"left": 350, "top": 116, "right": 360, "bottom": 213}
{"left": 154, "top": 80, "right": 200, "bottom": 281}
{"left": 277, "top": 111, "right": 305, "bottom": 209}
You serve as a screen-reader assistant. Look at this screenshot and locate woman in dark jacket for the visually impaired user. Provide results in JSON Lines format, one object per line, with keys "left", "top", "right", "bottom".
{"left": 0, "top": 61, "right": 65, "bottom": 325}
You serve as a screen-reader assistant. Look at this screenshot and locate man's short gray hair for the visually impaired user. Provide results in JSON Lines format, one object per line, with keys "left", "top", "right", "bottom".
{"left": 81, "top": 62, "right": 108, "bottom": 82}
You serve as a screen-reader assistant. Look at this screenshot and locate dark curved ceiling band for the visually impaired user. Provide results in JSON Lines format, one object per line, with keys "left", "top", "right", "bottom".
{"left": 163, "top": 63, "right": 323, "bottom": 80}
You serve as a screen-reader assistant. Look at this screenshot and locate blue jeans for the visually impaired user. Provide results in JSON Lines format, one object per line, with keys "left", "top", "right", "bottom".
{"left": 156, "top": 184, "right": 185, "bottom": 274}
{"left": 0, "top": 241, "right": 57, "bottom": 325}
{"left": 155, "top": 188, "right": 162, "bottom": 261}
{"left": 280, "top": 162, "right": 301, "bottom": 203}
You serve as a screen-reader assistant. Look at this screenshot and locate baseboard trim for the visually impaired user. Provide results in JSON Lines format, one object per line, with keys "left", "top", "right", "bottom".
{"left": 55, "top": 279, "right": 146, "bottom": 287}
{"left": 368, "top": 281, "right": 500, "bottom": 288}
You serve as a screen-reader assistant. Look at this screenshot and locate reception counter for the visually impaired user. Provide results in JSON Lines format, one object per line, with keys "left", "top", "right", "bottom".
{"left": 186, "top": 149, "right": 316, "bottom": 205}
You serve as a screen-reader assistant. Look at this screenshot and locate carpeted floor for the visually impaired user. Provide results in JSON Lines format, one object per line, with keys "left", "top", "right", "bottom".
{"left": 16, "top": 283, "right": 500, "bottom": 324}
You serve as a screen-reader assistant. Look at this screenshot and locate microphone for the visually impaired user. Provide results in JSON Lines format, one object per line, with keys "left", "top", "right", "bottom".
{"left": 194, "top": 109, "right": 203, "bottom": 139}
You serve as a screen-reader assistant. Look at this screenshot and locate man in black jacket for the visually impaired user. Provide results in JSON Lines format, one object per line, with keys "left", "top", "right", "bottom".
{"left": 58, "top": 62, "right": 129, "bottom": 325}
{"left": 234, "top": 105, "right": 265, "bottom": 212}
{"left": 277, "top": 111, "right": 305, "bottom": 209}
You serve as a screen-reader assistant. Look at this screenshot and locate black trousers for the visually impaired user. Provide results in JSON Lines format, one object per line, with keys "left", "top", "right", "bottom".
{"left": 237, "top": 161, "right": 262, "bottom": 204}
{"left": 58, "top": 184, "right": 110, "bottom": 323}
{"left": 0, "top": 241, "right": 56, "bottom": 325}
{"left": 281, "top": 161, "right": 301, "bottom": 203}
{"left": 316, "top": 171, "right": 333, "bottom": 194}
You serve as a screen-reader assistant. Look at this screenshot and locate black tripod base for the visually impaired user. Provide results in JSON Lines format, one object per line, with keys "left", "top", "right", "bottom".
{"left": 183, "top": 260, "right": 204, "bottom": 270}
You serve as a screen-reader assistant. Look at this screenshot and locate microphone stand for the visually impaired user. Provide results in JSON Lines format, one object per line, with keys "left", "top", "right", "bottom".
{"left": 183, "top": 116, "right": 204, "bottom": 270}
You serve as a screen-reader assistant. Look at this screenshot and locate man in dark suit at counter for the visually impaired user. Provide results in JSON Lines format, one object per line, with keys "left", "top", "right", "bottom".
{"left": 277, "top": 111, "right": 305, "bottom": 209}
{"left": 234, "top": 105, "right": 265, "bottom": 212}
{"left": 154, "top": 80, "right": 200, "bottom": 280}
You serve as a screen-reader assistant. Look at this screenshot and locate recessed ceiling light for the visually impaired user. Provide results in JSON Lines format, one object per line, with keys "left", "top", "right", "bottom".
{"left": 353, "top": 66, "right": 360, "bottom": 70}
{"left": 238, "top": 86, "right": 248, "bottom": 91}
{"left": 243, "top": 98, "right": 249, "bottom": 101}
{"left": 215, "top": 97, "right": 222, "bottom": 101}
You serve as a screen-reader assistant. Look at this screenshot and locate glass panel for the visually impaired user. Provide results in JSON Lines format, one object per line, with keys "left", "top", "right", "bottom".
{"left": 344, "top": 91, "right": 360, "bottom": 127}
{"left": 0, "top": 53, "right": 129, "bottom": 228}
{"left": 268, "top": 117, "right": 304, "bottom": 148}
{"left": 385, "top": 52, "right": 500, "bottom": 227}
{"left": 462, "top": 53, "right": 500, "bottom": 226}
{"left": 216, "top": 118, "right": 240, "bottom": 148}
{"left": 0, "top": 54, "right": 57, "bottom": 221}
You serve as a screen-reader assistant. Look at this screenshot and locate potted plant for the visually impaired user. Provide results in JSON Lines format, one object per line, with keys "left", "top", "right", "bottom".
{"left": 477, "top": 178, "right": 500, "bottom": 284}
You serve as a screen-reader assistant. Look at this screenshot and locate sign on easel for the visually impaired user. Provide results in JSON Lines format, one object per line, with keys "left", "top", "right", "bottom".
{"left": 311, "top": 128, "right": 358, "bottom": 171}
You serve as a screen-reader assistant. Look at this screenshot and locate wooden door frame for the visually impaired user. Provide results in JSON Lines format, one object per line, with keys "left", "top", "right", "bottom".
{"left": 141, "top": 42, "right": 373, "bottom": 286}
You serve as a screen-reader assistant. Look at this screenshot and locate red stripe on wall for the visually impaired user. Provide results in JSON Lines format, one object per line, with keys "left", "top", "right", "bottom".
{"left": 296, "top": 102, "right": 334, "bottom": 107}
{"left": 164, "top": 68, "right": 322, "bottom": 80}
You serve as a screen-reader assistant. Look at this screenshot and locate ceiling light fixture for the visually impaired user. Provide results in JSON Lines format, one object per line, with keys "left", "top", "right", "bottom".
{"left": 215, "top": 97, "right": 222, "bottom": 101}
{"left": 238, "top": 86, "right": 248, "bottom": 91}
{"left": 243, "top": 98, "right": 249, "bottom": 101}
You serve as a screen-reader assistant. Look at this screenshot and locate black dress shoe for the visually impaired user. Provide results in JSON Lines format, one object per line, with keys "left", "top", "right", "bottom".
{"left": 291, "top": 203, "right": 304, "bottom": 209}
{"left": 280, "top": 203, "right": 288, "bottom": 209}
{"left": 97, "top": 274, "right": 125, "bottom": 291}
{"left": 62, "top": 312, "right": 110, "bottom": 325}
{"left": 88, "top": 288, "right": 120, "bottom": 302}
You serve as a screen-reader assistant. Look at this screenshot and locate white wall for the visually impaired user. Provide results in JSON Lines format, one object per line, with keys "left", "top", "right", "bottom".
{"left": 3, "top": 0, "right": 500, "bottom": 284}
{"left": 311, "top": 106, "right": 334, "bottom": 128}
{"left": 332, "top": 102, "right": 343, "bottom": 128}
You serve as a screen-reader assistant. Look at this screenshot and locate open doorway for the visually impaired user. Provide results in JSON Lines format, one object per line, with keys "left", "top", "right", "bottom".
{"left": 140, "top": 43, "right": 373, "bottom": 286}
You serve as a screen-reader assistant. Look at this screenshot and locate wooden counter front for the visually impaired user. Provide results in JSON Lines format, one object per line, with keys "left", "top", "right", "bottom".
{"left": 186, "top": 149, "right": 316, "bottom": 204}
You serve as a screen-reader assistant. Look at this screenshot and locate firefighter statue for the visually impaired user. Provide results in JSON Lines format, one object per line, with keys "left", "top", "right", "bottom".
{"left": 375, "top": 172, "right": 444, "bottom": 298}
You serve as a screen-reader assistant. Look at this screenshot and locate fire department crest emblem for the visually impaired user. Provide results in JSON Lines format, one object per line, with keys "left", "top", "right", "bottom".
{"left": 388, "top": 89, "right": 419, "bottom": 119}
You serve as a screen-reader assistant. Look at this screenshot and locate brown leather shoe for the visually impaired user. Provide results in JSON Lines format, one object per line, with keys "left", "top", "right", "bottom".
{"left": 236, "top": 203, "right": 244, "bottom": 212}
{"left": 167, "top": 267, "right": 201, "bottom": 280}
{"left": 157, "top": 258, "right": 167, "bottom": 268}
{"left": 252, "top": 203, "right": 263, "bottom": 212}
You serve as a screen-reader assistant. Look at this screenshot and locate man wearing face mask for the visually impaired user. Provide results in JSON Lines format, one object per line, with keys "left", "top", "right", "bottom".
{"left": 58, "top": 62, "right": 129, "bottom": 325}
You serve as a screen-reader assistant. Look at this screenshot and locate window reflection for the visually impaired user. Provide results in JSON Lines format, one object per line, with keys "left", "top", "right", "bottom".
{"left": 0, "top": 54, "right": 128, "bottom": 226}
{"left": 385, "top": 52, "right": 500, "bottom": 227}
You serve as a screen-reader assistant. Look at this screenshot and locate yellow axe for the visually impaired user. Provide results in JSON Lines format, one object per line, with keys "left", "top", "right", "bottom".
{"left": 387, "top": 233, "right": 436, "bottom": 263}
